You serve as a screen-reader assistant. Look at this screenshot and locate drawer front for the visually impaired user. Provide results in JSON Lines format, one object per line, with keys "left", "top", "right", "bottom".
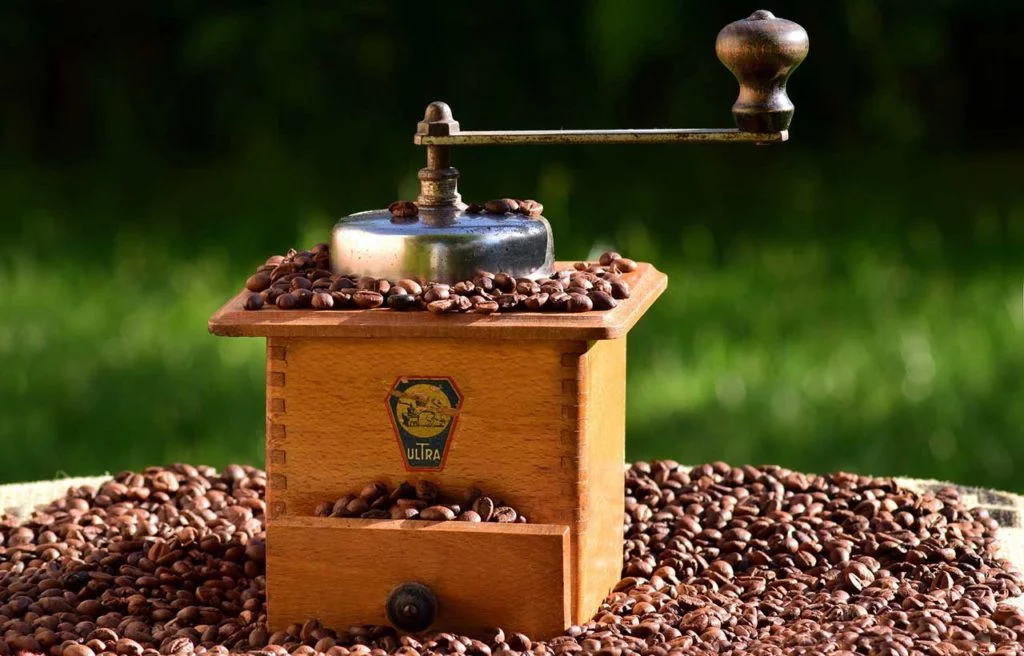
{"left": 267, "top": 517, "right": 571, "bottom": 639}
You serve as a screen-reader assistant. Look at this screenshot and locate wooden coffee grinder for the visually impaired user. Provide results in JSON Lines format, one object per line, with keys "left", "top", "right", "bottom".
{"left": 209, "top": 10, "right": 807, "bottom": 640}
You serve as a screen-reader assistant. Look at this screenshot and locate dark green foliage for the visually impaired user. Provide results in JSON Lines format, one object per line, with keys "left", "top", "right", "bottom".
{"left": 1, "top": 2, "right": 1022, "bottom": 489}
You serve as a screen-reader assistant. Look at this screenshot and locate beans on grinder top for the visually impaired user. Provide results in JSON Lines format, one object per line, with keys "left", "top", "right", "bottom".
{"left": 242, "top": 232, "right": 633, "bottom": 315}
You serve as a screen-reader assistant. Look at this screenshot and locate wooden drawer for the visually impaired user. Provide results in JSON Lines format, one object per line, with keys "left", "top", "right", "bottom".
{"left": 267, "top": 517, "right": 571, "bottom": 638}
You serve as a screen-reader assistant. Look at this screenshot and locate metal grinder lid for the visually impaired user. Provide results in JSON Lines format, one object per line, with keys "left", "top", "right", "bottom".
{"left": 330, "top": 102, "right": 554, "bottom": 283}
{"left": 330, "top": 205, "right": 554, "bottom": 283}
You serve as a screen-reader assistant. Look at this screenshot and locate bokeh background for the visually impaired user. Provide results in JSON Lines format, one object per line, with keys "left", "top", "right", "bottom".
{"left": 2, "top": 1, "right": 1022, "bottom": 490}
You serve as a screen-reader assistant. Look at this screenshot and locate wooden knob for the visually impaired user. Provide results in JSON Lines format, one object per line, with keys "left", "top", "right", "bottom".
{"left": 716, "top": 10, "right": 809, "bottom": 133}
{"left": 385, "top": 582, "right": 438, "bottom": 633}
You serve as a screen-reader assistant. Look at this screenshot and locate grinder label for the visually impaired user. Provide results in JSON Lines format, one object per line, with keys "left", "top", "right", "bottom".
{"left": 386, "top": 376, "right": 462, "bottom": 471}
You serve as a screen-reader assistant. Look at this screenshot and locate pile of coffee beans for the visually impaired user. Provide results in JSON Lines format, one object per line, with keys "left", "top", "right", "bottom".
{"left": 314, "top": 481, "right": 525, "bottom": 523}
{"left": 2, "top": 462, "right": 1023, "bottom": 656}
{"left": 240, "top": 243, "right": 636, "bottom": 315}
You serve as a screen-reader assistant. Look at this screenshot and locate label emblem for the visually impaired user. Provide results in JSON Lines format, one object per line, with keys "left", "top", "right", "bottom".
{"left": 386, "top": 376, "right": 462, "bottom": 471}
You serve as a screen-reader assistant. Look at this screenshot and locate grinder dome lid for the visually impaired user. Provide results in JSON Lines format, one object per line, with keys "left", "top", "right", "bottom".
{"left": 330, "top": 102, "right": 554, "bottom": 283}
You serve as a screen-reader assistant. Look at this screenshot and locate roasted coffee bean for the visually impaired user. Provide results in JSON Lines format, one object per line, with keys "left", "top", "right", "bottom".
{"left": 473, "top": 496, "right": 495, "bottom": 522}
{"left": 523, "top": 293, "right": 549, "bottom": 311}
{"left": 396, "top": 278, "right": 423, "bottom": 296}
{"left": 290, "top": 276, "right": 312, "bottom": 290}
{"left": 495, "top": 293, "right": 519, "bottom": 312}
{"left": 612, "top": 257, "right": 637, "bottom": 273}
{"left": 465, "top": 202, "right": 483, "bottom": 213}
{"left": 567, "top": 293, "right": 593, "bottom": 312}
{"left": 246, "top": 272, "right": 272, "bottom": 292}
{"left": 484, "top": 198, "right": 519, "bottom": 214}
{"left": 599, "top": 251, "right": 621, "bottom": 266}
{"left": 389, "top": 200, "right": 419, "bottom": 218}
{"left": 359, "top": 509, "right": 389, "bottom": 519}
{"left": 388, "top": 293, "right": 418, "bottom": 311}
{"left": 310, "top": 292, "right": 334, "bottom": 310}
{"left": 359, "top": 481, "right": 387, "bottom": 501}
{"left": 452, "top": 295, "right": 472, "bottom": 312}
{"left": 291, "top": 288, "right": 313, "bottom": 307}
{"left": 472, "top": 275, "right": 494, "bottom": 292}
{"left": 518, "top": 199, "right": 544, "bottom": 217}
{"left": 275, "top": 292, "right": 299, "bottom": 310}
{"left": 243, "top": 293, "right": 265, "bottom": 311}
{"left": 329, "top": 291, "right": 352, "bottom": 308}
{"left": 608, "top": 278, "right": 630, "bottom": 300}
{"left": 352, "top": 290, "right": 384, "bottom": 309}
{"left": 452, "top": 281, "right": 475, "bottom": 295}
{"left": 330, "top": 277, "right": 356, "bottom": 291}
{"left": 589, "top": 291, "right": 617, "bottom": 311}
{"left": 473, "top": 299, "right": 499, "bottom": 314}
{"left": 422, "top": 284, "right": 450, "bottom": 302}
{"left": 313, "top": 501, "right": 332, "bottom": 517}
{"left": 516, "top": 280, "right": 540, "bottom": 296}
{"left": 427, "top": 299, "right": 456, "bottom": 314}
{"left": 493, "top": 273, "right": 517, "bottom": 293}
{"left": 458, "top": 510, "right": 482, "bottom": 522}
{"left": 493, "top": 506, "right": 518, "bottom": 523}
{"left": 420, "top": 506, "right": 457, "bottom": 521}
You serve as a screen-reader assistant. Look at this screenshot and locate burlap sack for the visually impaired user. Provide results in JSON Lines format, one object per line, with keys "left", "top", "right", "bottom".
{"left": 3, "top": 472, "right": 1022, "bottom": 611}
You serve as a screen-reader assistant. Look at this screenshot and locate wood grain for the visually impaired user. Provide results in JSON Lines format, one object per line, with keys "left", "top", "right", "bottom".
{"left": 208, "top": 262, "right": 666, "bottom": 340}
{"left": 267, "top": 517, "right": 570, "bottom": 639}
{"left": 573, "top": 338, "right": 627, "bottom": 623}
{"left": 262, "top": 336, "right": 629, "bottom": 631}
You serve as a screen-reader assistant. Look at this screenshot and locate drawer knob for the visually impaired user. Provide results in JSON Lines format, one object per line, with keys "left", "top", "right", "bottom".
{"left": 386, "top": 582, "right": 438, "bottom": 633}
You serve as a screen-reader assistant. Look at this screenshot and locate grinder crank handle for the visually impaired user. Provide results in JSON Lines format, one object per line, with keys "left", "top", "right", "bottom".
{"left": 716, "top": 10, "right": 810, "bottom": 133}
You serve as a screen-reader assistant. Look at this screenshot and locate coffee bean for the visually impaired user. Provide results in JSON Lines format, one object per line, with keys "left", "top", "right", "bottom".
{"left": 420, "top": 506, "right": 457, "bottom": 521}
{"left": 396, "top": 279, "right": 423, "bottom": 296}
{"left": 493, "top": 273, "right": 516, "bottom": 293}
{"left": 465, "top": 202, "right": 483, "bottom": 213}
{"left": 290, "top": 276, "right": 312, "bottom": 290}
{"left": 612, "top": 257, "right": 638, "bottom": 273}
{"left": 518, "top": 200, "right": 544, "bottom": 217}
{"left": 567, "top": 293, "right": 593, "bottom": 312}
{"left": 314, "top": 501, "right": 332, "bottom": 517}
{"left": 352, "top": 290, "right": 384, "bottom": 309}
{"left": 495, "top": 293, "right": 519, "bottom": 311}
{"left": 330, "top": 277, "right": 356, "bottom": 291}
{"left": 359, "top": 482, "right": 387, "bottom": 501}
{"left": 493, "top": 506, "right": 518, "bottom": 523}
{"left": 388, "top": 293, "right": 418, "bottom": 311}
{"left": 243, "top": 293, "right": 265, "bottom": 311}
{"left": 423, "top": 285, "right": 450, "bottom": 302}
{"left": 389, "top": 200, "right": 418, "bottom": 218}
{"left": 472, "top": 300, "right": 499, "bottom": 314}
{"left": 523, "top": 293, "right": 549, "bottom": 311}
{"left": 484, "top": 198, "right": 519, "bottom": 214}
{"left": 589, "top": 291, "right": 617, "bottom": 311}
{"left": 427, "top": 299, "right": 456, "bottom": 314}
{"left": 359, "top": 509, "right": 389, "bottom": 519}
{"left": 608, "top": 278, "right": 630, "bottom": 300}
{"left": 310, "top": 292, "right": 333, "bottom": 310}
{"left": 473, "top": 497, "right": 495, "bottom": 522}
{"left": 246, "top": 272, "right": 272, "bottom": 292}
{"left": 275, "top": 292, "right": 299, "bottom": 309}
{"left": 458, "top": 510, "right": 482, "bottom": 522}
{"left": 391, "top": 507, "right": 419, "bottom": 520}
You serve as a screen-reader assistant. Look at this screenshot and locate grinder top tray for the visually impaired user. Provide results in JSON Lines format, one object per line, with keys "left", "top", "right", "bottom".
{"left": 208, "top": 261, "right": 666, "bottom": 341}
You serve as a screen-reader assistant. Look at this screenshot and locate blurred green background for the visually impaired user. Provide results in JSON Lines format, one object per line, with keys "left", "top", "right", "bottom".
{"left": 2, "top": 1, "right": 1022, "bottom": 490}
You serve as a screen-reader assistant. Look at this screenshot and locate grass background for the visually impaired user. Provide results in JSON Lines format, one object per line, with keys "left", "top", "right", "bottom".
{"left": 1, "top": 1, "right": 1022, "bottom": 490}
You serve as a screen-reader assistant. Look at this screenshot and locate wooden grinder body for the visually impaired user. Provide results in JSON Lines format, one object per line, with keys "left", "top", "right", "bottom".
{"left": 209, "top": 262, "right": 667, "bottom": 639}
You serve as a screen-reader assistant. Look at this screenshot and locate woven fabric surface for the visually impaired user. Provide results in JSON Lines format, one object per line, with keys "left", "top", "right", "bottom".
{"left": 3, "top": 471, "right": 1022, "bottom": 611}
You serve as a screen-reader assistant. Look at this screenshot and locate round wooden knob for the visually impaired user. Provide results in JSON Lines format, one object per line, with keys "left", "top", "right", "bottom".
{"left": 385, "top": 582, "right": 438, "bottom": 633}
{"left": 716, "top": 10, "right": 809, "bottom": 133}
